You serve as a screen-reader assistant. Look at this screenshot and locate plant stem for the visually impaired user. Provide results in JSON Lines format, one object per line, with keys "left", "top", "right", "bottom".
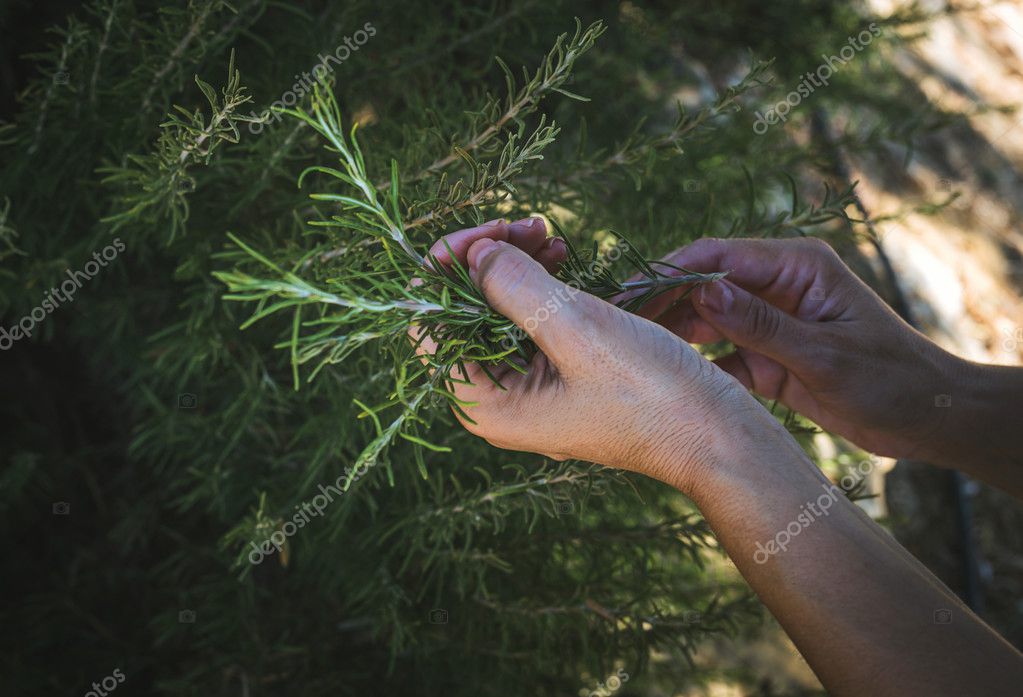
{"left": 618, "top": 271, "right": 727, "bottom": 292}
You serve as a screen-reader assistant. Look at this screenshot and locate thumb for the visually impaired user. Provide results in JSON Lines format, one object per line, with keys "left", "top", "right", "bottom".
{"left": 468, "top": 238, "right": 584, "bottom": 362}
{"left": 694, "top": 279, "right": 810, "bottom": 366}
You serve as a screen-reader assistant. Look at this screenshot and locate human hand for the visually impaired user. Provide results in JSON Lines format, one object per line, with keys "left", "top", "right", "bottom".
{"left": 629, "top": 237, "right": 961, "bottom": 462}
{"left": 413, "top": 219, "right": 784, "bottom": 495}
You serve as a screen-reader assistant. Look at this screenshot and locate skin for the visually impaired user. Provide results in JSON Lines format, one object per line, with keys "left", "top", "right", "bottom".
{"left": 628, "top": 235, "right": 1023, "bottom": 497}
{"left": 418, "top": 218, "right": 1023, "bottom": 696}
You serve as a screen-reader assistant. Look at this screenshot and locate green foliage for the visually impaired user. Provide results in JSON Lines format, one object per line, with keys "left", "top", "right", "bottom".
{"left": 215, "top": 54, "right": 732, "bottom": 474}
{"left": 0, "top": 1, "right": 959, "bottom": 695}
{"left": 101, "top": 49, "right": 258, "bottom": 241}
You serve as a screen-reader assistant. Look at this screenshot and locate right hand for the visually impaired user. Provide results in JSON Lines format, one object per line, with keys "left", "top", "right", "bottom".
{"left": 413, "top": 220, "right": 788, "bottom": 497}
{"left": 630, "top": 237, "right": 962, "bottom": 462}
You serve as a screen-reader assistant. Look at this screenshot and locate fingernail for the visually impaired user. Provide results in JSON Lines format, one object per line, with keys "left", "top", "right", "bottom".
{"left": 481, "top": 218, "right": 505, "bottom": 228}
{"left": 507, "top": 216, "right": 544, "bottom": 234}
{"left": 700, "top": 281, "right": 733, "bottom": 313}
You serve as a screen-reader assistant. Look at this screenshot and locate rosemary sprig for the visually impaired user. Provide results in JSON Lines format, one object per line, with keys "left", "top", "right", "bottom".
{"left": 215, "top": 26, "right": 726, "bottom": 477}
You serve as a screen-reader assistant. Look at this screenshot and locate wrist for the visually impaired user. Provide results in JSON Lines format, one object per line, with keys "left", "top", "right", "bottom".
{"left": 925, "top": 351, "right": 973, "bottom": 459}
{"left": 920, "top": 356, "right": 1022, "bottom": 480}
{"left": 875, "top": 340, "right": 967, "bottom": 463}
{"left": 904, "top": 349, "right": 986, "bottom": 466}
{"left": 651, "top": 391, "right": 808, "bottom": 503}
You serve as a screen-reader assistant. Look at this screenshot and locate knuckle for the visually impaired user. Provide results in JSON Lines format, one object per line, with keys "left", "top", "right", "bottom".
{"left": 568, "top": 297, "right": 624, "bottom": 358}
{"left": 573, "top": 294, "right": 615, "bottom": 328}
{"left": 694, "top": 349, "right": 722, "bottom": 383}
{"left": 743, "top": 296, "right": 781, "bottom": 343}
{"left": 798, "top": 236, "right": 839, "bottom": 261}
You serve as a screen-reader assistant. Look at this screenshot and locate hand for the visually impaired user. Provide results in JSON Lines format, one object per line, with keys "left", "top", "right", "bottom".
{"left": 414, "top": 218, "right": 782, "bottom": 494}
{"left": 417, "top": 227, "right": 1023, "bottom": 695}
{"left": 631, "top": 236, "right": 961, "bottom": 462}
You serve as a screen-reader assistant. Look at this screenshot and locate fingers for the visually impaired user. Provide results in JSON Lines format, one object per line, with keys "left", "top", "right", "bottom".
{"left": 663, "top": 237, "right": 842, "bottom": 316}
{"left": 713, "top": 349, "right": 791, "bottom": 400}
{"left": 428, "top": 217, "right": 554, "bottom": 270}
{"left": 413, "top": 216, "right": 568, "bottom": 390}
{"left": 533, "top": 236, "right": 568, "bottom": 274}
{"left": 694, "top": 279, "right": 813, "bottom": 367}
{"left": 614, "top": 235, "right": 826, "bottom": 322}
{"left": 623, "top": 236, "right": 851, "bottom": 345}
{"left": 657, "top": 301, "right": 725, "bottom": 344}
{"left": 614, "top": 275, "right": 693, "bottom": 320}
{"left": 611, "top": 268, "right": 722, "bottom": 343}
{"left": 409, "top": 316, "right": 526, "bottom": 399}
{"left": 467, "top": 238, "right": 589, "bottom": 364}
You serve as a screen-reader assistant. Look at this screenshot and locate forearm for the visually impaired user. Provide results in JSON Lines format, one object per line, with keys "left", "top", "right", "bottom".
{"left": 922, "top": 357, "right": 1023, "bottom": 496}
{"left": 668, "top": 414, "right": 1023, "bottom": 696}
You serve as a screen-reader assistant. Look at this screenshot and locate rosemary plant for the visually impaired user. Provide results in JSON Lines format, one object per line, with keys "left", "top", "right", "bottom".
{"left": 215, "top": 71, "right": 726, "bottom": 481}
{"left": 4, "top": 3, "right": 961, "bottom": 693}
{"left": 101, "top": 49, "right": 258, "bottom": 242}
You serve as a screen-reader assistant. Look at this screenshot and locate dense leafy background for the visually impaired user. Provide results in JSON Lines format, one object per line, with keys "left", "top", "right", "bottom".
{"left": 0, "top": 1, "right": 970, "bottom": 695}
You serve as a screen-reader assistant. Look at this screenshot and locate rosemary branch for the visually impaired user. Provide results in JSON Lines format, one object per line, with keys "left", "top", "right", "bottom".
{"left": 216, "top": 23, "right": 730, "bottom": 477}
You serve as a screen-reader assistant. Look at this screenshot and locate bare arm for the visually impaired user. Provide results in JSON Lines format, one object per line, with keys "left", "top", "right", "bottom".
{"left": 420, "top": 220, "right": 1023, "bottom": 696}
{"left": 674, "top": 411, "right": 1023, "bottom": 696}
{"left": 933, "top": 360, "right": 1023, "bottom": 493}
